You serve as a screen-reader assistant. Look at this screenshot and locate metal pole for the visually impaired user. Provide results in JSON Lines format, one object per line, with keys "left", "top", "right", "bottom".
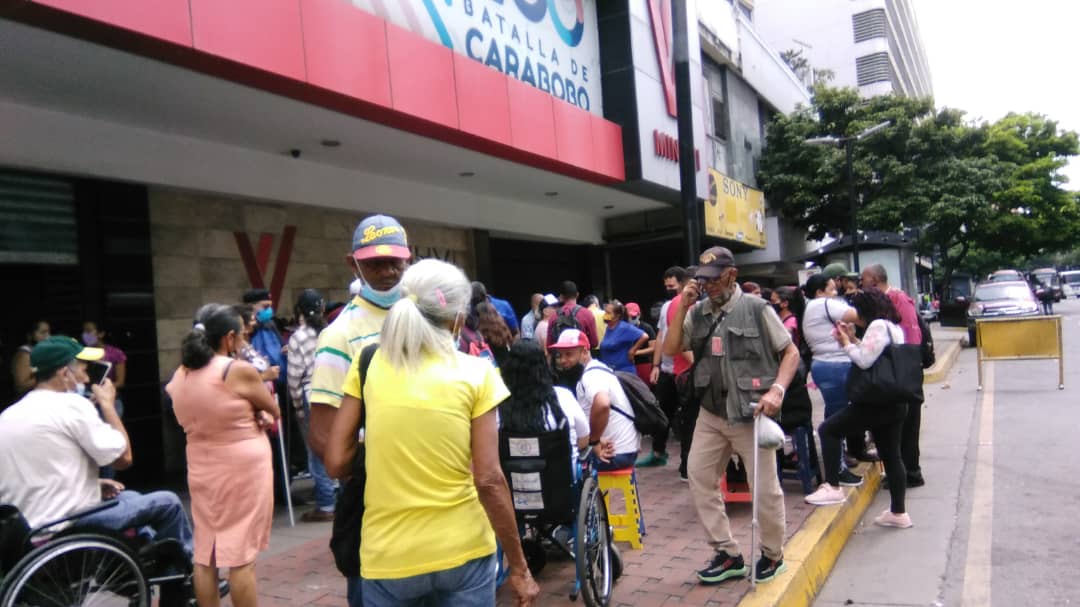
{"left": 275, "top": 422, "right": 295, "bottom": 527}
{"left": 750, "top": 413, "right": 760, "bottom": 586}
{"left": 846, "top": 141, "right": 859, "bottom": 272}
{"left": 672, "top": 0, "right": 699, "bottom": 265}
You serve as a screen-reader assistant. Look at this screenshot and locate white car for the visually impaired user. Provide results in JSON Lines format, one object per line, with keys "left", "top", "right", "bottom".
{"left": 1061, "top": 270, "right": 1080, "bottom": 298}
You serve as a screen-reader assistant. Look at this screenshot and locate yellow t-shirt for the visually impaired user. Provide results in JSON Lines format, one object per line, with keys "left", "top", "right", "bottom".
{"left": 342, "top": 349, "right": 510, "bottom": 579}
{"left": 309, "top": 296, "right": 387, "bottom": 408}
{"left": 591, "top": 307, "right": 607, "bottom": 345}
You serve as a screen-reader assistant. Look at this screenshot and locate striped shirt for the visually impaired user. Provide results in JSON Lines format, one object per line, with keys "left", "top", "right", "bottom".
{"left": 287, "top": 324, "right": 319, "bottom": 406}
{"left": 309, "top": 296, "right": 388, "bottom": 408}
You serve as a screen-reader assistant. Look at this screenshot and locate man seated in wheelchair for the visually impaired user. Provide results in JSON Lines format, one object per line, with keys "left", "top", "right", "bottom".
{"left": 0, "top": 336, "right": 193, "bottom": 563}
{"left": 549, "top": 329, "right": 640, "bottom": 470}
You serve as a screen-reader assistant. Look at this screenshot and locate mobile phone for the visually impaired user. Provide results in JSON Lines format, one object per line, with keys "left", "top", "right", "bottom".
{"left": 86, "top": 360, "right": 112, "bottom": 385}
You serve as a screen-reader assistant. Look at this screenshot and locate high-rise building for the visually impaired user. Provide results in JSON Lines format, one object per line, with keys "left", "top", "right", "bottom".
{"left": 752, "top": 0, "right": 933, "bottom": 98}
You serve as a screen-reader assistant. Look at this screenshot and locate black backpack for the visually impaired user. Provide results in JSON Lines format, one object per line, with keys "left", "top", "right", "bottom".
{"left": 551, "top": 304, "right": 584, "bottom": 341}
{"left": 584, "top": 367, "right": 669, "bottom": 436}
{"left": 917, "top": 314, "right": 935, "bottom": 369}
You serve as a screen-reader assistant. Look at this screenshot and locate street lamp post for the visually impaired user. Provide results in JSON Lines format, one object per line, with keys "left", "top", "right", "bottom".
{"left": 806, "top": 120, "right": 890, "bottom": 272}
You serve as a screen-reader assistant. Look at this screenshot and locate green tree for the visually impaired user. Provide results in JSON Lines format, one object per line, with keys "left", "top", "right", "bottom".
{"left": 758, "top": 87, "right": 1080, "bottom": 291}
{"left": 757, "top": 85, "right": 932, "bottom": 240}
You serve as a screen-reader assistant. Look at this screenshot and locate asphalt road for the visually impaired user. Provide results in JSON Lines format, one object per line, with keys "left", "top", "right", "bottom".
{"left": 814, "top": 298, "right": 1080, "bottom": 607}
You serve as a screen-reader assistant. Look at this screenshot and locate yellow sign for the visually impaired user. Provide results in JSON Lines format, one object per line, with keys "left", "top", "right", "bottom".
{"left": 704, "top": 169, "right": 766, "bottom": 248}
{"left": 975, "top": 316, "right": 1064, "bottom": 390}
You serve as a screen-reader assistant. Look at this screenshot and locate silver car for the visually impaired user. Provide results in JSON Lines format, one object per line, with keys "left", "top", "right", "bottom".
{"left": 965, "top": 281, "right": 1040, "bottom": 346}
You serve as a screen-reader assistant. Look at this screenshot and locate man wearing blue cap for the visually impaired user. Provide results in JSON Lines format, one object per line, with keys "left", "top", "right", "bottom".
{"left": 0, "top": 336, "right": 193, "bottom": 556}
{"left": 306, "top": 214, "right": 411, "bottom": 606}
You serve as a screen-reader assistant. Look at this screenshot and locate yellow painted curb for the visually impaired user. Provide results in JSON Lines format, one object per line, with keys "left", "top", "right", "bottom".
{"left": 924, "top": 339, "right": 962, "bottom": 384}
{"left": 736, "top": 463, "right": 882, "bottom": 607}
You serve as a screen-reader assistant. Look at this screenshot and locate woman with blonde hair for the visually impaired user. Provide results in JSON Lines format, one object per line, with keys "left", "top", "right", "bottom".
{"left": 325, "top": 259, "right": 539, "bottom": 607}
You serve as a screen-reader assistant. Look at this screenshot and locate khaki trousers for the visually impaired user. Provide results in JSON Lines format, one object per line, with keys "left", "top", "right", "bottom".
{"left": 687, "top": 408, "right": 786, "bottom": 560}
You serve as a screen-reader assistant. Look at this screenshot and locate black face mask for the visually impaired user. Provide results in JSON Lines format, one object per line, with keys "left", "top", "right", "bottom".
{"left": 665, "top": 288, "right": 679, "bottom": 299}
{"left": 553, "top": 362, "right": 586, "bottom": 389}
{"left": 771, "top": 303, "right": 783, "bottom": 314}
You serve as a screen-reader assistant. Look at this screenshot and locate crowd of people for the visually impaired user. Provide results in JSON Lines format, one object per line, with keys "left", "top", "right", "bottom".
{"left": 0, "top": 210, "right": 931, "bottom": 606}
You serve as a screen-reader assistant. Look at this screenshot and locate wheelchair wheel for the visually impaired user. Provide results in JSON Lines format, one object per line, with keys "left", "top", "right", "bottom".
{"left": 0, "top": 533, "right": 149, "bottom": 607}
{"left": 575, "top": 477, "right": 613, "bottom": 607}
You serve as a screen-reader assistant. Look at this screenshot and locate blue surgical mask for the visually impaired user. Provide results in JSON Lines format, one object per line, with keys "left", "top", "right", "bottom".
{"left": 361, "top": 283, "right": 403, "bottom": 309}
{"left": 256, "top": 307, "right": 274, "bottom": 324}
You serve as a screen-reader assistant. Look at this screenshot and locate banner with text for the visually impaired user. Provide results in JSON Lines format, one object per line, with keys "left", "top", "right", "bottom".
{"left": 705, "top": 169, "right": 766, "bottom": 248}
{"left": 351, "top": 0, "right": 602, "bottom": 113}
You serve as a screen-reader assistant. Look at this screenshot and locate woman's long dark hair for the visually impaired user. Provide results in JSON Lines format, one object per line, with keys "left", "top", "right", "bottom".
{"left": 499, "top": 340, "right": 560, "bottom": 434}
{"left": 181, "top": 304, "right": 243, "bottom": 370}
{"left": 803, "top": 274, "right": 831, "bottom": 300}
{"left": 775, "top": 285, "right": 807, "bottom": 343}
{"left": 850, "top": 288, "right": 901, "bottom": 325}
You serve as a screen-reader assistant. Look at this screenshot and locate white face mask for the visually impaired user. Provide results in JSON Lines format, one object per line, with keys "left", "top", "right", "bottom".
{"left": 352, "top": 261, "right": 403, "bottom": 309}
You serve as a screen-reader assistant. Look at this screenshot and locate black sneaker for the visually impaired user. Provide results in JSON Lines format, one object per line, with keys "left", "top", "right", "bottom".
{"left": 838, "top": 469, "right": 864, "bottom": 487}
{"left": 697, "top": 551, "right": 748, "bottom": 584}
{"left": 754, "top": 555, "right": 787, "bottom": 583}
{"left": 906, "top": 474, "right": 926, "bottom": 488}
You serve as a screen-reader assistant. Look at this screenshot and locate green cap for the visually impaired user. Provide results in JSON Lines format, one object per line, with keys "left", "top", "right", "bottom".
{"left": 822, "top": 263, "right": 850, "bottom": 280}
{"left": 30, "top": 336, "right": 104, "bottom": 375}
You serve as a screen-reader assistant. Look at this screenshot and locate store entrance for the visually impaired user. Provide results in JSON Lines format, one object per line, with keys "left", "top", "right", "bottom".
{"left": 0, "top": 170, "right": 163, "bottom": 485}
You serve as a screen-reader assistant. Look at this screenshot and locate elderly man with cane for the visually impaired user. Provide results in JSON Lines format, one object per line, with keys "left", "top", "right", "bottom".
{"left": 663, "top": 246, "right": 800, "bottom": 586}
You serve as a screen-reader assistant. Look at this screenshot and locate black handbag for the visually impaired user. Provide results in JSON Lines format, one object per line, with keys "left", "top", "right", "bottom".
{"left": 328, "top": 343, "right": 377, "bottom": 579}
{"left": 846, "top": 326, "right": 924, "bottom": 405}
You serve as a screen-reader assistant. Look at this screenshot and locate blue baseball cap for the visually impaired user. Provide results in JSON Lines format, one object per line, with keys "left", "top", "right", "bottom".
{"left": 351, "top": 215, "right": 411, "bottom": 261}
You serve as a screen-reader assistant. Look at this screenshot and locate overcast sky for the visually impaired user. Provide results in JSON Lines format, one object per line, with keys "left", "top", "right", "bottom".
{"left": 912, "top": 0, "right": 1080, "bottom": 190}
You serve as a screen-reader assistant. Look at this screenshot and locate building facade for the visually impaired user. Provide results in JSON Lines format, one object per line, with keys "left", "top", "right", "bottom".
{"left": 752, "top": 0, "right": 933, "bottom": 98}
{"left": 0, "top": 0, "right": 809, "bottom": 481}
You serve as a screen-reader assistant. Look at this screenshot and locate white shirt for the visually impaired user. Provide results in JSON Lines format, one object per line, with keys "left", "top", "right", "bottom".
{"left": 576, "top": 360, "right": 641, "bottom": 456}
{"left": 657, "top": 301, "right": 674, "bottom": 373}
{"left": 0, "top": 390, "right": 127, "bottom": 528}
{"left": 844, "top": 319, "right": 905, "bottom": 368}
{"left": 803, "top": 297, "right": 856, "bottom": 363}
{"left": 545, "top": 387, "right": 590, "bottom": 461}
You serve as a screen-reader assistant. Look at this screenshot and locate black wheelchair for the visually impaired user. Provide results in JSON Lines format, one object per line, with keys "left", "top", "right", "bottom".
{"left": 498, "top": 422, "right": 622, "bottom": 607}
{"left": 0, "top": 500, "right": 196, "bottom": 607}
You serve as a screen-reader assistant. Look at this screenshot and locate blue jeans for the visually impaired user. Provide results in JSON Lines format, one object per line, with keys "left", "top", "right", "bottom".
{"left": 302, "top": 396, "right": 339, "bottom": 511}
{"left": 593, "top": 451, "right": 639, "bottom": 472}
{"left": 75, "top": 490, "right": 194, "bottom": 558}
{"left": 812, "top": 359, "right": 852, "bottom": 477}
{"left": 362, "top": 554, "right": 496, "bottom": 607}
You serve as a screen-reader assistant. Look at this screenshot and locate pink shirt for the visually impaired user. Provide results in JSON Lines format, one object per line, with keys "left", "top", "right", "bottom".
{"left": 886, "top": 288, "right": 922, "bottom": 344}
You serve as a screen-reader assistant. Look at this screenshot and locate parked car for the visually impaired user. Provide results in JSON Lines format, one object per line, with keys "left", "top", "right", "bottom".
{"left": 965, "top": 281, "right": 1041, "bottom": 346}
{"left": 1030, "top": 268, "right": 1062, "bottom": 302}
{"left": 1061, "top": 270, "right": 1080, "bottom": 298}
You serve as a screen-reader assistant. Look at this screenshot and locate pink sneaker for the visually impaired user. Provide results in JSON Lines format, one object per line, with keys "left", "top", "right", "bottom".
{"left": 804, "top": 484, "right": 846, "bottom": 506}
{"left": 873, "top": 509, "right": 913, "bottom": 528}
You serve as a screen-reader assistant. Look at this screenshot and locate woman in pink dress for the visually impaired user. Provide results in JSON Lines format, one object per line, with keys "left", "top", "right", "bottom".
{"left": 167, "top": 304, "right": 280, "bottom": 607}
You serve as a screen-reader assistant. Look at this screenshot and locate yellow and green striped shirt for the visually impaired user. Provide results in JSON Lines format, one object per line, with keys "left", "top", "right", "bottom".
{"left": 309, "top": 296, "right": 387, "bottom": 408}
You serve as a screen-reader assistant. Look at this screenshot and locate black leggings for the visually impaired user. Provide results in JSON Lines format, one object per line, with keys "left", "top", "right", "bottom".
{"left": 820, "top": 401, "right": 908, "bottom": 514}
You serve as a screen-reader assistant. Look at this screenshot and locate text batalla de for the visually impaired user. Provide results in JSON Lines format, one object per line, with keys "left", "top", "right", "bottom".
{"left": 461, "top": 0, "right": 592, "bottom": 111}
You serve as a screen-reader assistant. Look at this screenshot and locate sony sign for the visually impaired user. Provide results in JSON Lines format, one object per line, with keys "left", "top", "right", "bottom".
{"left": 350, "top": 0, "right": 603, "bottom": 113}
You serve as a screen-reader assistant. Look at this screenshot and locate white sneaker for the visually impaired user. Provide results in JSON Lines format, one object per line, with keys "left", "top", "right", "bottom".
{"left": 804, "top": 483, "right": 846, "bottom": 506}
{"left": 873, "top": 509, "right": 913, "bottom": 528}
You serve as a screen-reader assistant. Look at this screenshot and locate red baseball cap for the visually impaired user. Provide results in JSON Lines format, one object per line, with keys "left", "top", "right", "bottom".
{"left": 547, "top": 329, "right": 590, "bottom": 350}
